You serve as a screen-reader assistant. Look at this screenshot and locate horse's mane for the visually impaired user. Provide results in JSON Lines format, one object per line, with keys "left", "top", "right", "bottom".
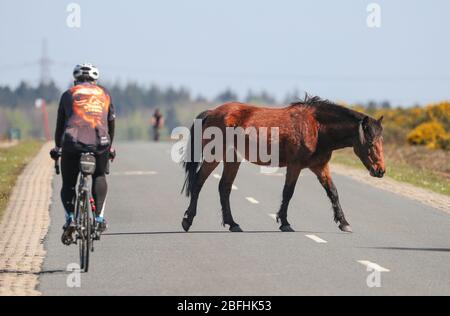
{"left": 291, "top": 94, "right": 365, "bottom": 123}
{"left": 291, "top": 94, "right": 333, "bottom": 107}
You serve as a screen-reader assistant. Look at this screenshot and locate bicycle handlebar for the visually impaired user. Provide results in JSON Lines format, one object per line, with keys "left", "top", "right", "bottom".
{"left": 53, "top": 149, "right": 114, "bottom": 175}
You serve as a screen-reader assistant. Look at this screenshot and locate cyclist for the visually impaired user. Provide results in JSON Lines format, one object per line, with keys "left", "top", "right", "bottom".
{"left": 50, "top": 63, "right": 116, "bottom": 245}
{"left": 150, "top": 108, "right": 164, "bottom": 142}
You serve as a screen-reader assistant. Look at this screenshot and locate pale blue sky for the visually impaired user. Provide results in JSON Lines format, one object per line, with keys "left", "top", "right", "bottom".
{"left": 0, "top": 0, "right": 449, "bottom": 105}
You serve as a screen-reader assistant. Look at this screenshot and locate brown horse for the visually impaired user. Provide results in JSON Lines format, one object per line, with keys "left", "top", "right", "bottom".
{"left": 181, "top": 95, "right": 385, "bottom": 233}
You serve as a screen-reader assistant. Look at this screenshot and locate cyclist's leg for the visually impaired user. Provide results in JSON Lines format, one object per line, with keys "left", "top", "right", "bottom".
{"left": 153, "top": 126, "right": 159, "bottom": 142}
{"left": 61, "top": 151, "right": 80, "bottom": 223}
{"left": 92, "top": 151, "right": 109, "bottom": 217}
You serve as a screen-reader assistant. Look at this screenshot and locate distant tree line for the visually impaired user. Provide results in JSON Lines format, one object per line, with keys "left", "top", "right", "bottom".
{"left": 108, "top": 83, "right": 192, "bottom": 115}
{"left": 108, "top": 84, "right": 280, "bottom": 115}
{"left": 0, "top": 81, "right": 60, "bottom": 108}
{"left": 0, "top": 80, "right": 395, "bottom": 113}
{"left": 0, "top": 81, "right": 281, "bottom": 112}
{"left": 0, "top": 81, "right": 283, "bottom": 140}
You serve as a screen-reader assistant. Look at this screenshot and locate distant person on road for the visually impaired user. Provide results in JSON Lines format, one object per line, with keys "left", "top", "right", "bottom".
{"left": 50, "top": 63, "right": 116, "bottom": 245}
{"left": 151, "top": 109, "right": 164, "bottom": 142}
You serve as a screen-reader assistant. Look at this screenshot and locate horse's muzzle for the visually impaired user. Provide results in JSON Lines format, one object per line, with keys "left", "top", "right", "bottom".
{"left": 370, "top": 167, "right": 385, "bottom": 178}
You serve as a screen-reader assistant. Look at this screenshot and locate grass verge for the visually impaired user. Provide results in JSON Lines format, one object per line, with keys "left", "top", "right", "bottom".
{"left": 0, "top": 140, "right": 43, "bottom": 219}
{"left": 332, "top": 149, "right": 450, "bottom": 197}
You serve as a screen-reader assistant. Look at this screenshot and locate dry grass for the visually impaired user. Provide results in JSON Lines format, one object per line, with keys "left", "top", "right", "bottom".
{"left": 383, "top": 145, "right": 450, "bottom": 178}
{"left": 332, "top": 145, "right": 450, "bottom": 197}
{"left": 0, "top": 140, "right": 43, "bottom": 219}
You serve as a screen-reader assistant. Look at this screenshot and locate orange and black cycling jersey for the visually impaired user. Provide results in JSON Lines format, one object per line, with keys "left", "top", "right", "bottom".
{"left": 55, "top": 82, "right": 115, "bottom": 153}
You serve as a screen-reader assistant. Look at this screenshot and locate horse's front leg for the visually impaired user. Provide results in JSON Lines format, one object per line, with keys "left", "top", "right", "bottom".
{"left": 277, "top": 163, "right": 302, "bottom": 232}
{"left": 310, "top": 163, "right": 352, "bottom": 233}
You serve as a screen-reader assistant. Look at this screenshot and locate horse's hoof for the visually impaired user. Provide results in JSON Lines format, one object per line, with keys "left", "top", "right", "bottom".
{"left": 339, "top": 224, "right": 353, "bottom": 233}
{"left": 182, "top": 218, "right": 192, "bottom": 232}
{"left": 229, "top": 225, "right": 243, "bottom": 233}
{"left": 280, "top": 225, "right": 295, "bottom": 232}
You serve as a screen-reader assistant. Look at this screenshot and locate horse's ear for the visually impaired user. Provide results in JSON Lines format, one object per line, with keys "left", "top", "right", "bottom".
{"left": 378, "top": 116, "right": 384, "bottom": 124}
{"left": 359, "top": 116, "right": 369, "bottom": 144}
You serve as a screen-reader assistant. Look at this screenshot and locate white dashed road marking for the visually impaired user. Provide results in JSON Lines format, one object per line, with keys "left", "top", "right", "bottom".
{"left": 261, "top": 173, "right": 284, "bottom": 177}
{"left": 305, "top": 234, "right": 328, "bottom": 244}
{"left": 268, "top": 213, "right": 278, "bottom": 221}
{"left": 112, "top": 171, "right": 158, "bottom": 176}
{"left": 212, "top": 174, "right": 237, "bottom": 190}
{"left": 246, "top": 197, "right": 260, "bottom": 204}
{"left": 357, "top": 261, "right": 390, "bottom": 272}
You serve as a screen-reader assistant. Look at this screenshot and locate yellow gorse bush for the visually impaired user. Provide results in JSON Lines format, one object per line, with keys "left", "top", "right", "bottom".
{"left": 407, "top": 121, "right": 450, "bottom": 149}
{"left": 374, "top": 107, "right": 428, "bottom": 129}
{"left": 426, "top": 102, "right": 450, "bottom": 130}
{"left": 351, "top": 101, "right": 450, "bottom": 150}
{"left": 416, "top": 102, "right": 450, "bottom": 150}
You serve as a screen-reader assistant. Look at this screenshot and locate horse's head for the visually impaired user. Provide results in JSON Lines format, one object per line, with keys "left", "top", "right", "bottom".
{"left": 353, "top": 116, "right": 386, "bottom": 178}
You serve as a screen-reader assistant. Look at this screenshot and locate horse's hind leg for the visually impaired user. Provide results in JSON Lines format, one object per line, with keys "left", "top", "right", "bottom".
{"left": 277, "top": 163, "right": 302, "bottom": 232}
{"left": 310, "top": 163, "right": 352, "bottom": 233}
{"left": 219, "top": 162, "right": 242, "bottom": 232}
{"left": 182, "top": 161, "right": 219, "bottom": 232}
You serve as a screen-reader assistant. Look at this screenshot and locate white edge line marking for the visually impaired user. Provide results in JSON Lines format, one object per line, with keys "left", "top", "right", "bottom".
{"left": 246, "top": 197, "right": 259, "bottom": 204}
{"left": 357, "top": 260, "right": 390, "bottom": 272}
{"left": 305, "top": 234, "right": 328, "bottom": 244}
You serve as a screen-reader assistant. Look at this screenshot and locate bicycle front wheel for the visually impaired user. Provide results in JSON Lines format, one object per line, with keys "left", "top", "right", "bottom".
{"left": 79, "top": 193, "right": 92, "bottom": 273}
{"left": 76, "top": 194, "right": 85, "bottom": 272}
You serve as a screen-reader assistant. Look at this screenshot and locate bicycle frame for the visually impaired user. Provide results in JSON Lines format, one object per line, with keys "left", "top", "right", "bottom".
{"left": 77, "top": 153, "right": 100, "bottom": 272}
{"left": 75, "top": 172, "right": 96, "bottom": 242}
{"left": 54, "top": 152, "right": 102, "bottom": 273}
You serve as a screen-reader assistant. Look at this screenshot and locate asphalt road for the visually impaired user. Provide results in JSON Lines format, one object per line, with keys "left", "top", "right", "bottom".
{"left": 40, "top": 142, "right": 450, "bottom": 296}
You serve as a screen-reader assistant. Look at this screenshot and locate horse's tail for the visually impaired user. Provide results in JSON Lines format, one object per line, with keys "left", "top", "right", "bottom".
{"left": 182, "top": 110, "right": 210, "bottom": 197}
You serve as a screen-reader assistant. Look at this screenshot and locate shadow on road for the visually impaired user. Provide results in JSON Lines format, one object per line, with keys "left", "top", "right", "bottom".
{"left": 102, "top": 230, "right": 339, "bottom": 236}
{"left": 361, "top": 247, "right": 450, "bottom": 253}
{"left": 0, "top": 269, "right": 66, "bottom": 275}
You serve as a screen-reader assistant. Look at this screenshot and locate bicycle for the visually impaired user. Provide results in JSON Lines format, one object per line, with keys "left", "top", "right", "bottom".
{"left": 55, "top": 152, "right": 101, "bottom": 273}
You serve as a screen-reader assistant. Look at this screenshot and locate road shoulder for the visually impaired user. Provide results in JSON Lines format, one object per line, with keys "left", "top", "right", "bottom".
{"left": 0, "top": 143, "right": 53, "bottom": 296}
{"left": 332, "top": 163, "right": 450, "bottom": 213}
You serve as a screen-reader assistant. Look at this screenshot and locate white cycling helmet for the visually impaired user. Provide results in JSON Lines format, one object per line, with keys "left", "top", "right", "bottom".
{"left": 73, "top": 63, "right": 100, "bottom": 82}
